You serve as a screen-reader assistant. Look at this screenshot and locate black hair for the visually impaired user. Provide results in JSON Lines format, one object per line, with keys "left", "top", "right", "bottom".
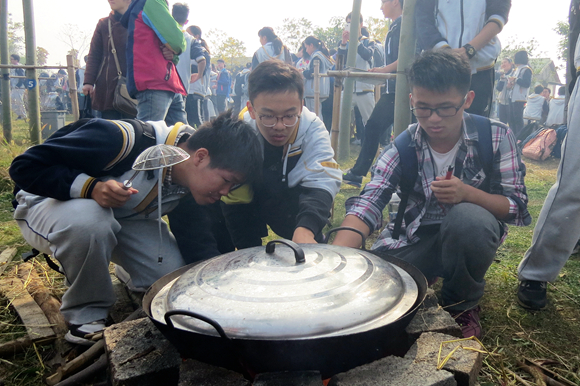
{"left": 534, "top": 85, "right": 544, "bottom": 94}
{"left": 558, "top": 86, "right": 566, "bottom": 96}
{"left": 543, "top": 87, "right": 551, "bottom": 94}
{"left": 248, "top": 60, "right": 304, "bottom": 102}
{"left": 407, "top": 49, "right": 471, "bottom": 95}
{"left": 186, "top": 111, "right": 262, "bottom": 184}
{"left": 514, "top": 50, "right": 529, "bottom": 65}
{"left": 303, "top": 36, "right": 330, "bottom": 58}
{"left": 10, "top": 54, "right": 20, "bottom": 62}
{"left": 186, "top": 25, "right": 210, "bottom": 54}
{"left": 258, "top": 27, "right": 284, "bottom": 56}
{"left": 171, "top": 3, "right": 189, "bottom": 25}
{"left": 346, "top": 12, "right": 363, "bottom": 24}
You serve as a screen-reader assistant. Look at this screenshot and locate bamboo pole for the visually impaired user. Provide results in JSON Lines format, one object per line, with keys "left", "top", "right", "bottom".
{"left": 66, "top": 55, "right": 79, "bottom": 121}
{"left": 393, "top": 0, "right": 417, "bottom": 137}
{"left": 330, "top": 54, "right": 345, "bottom": 154}
{"left": 0, "top": 0, "right": 12, "bottom": 141}
{"left": 314, "top": 61, "right": 320, "bottom": 117}
{"left": 338, "top": 0, "right": 362, "bottom": 162}
{"left": 23, "top": 0, "right": 41, "bottom": 144}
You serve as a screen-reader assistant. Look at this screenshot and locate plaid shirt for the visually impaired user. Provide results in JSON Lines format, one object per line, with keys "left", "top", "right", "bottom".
{"left": 345, "top": 113, "right": 531, "bottom": 250}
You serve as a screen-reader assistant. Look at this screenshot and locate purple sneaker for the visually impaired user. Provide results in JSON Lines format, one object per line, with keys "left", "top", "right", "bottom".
{"left": 450, "top": 306, "right": 482, "bottom": 339}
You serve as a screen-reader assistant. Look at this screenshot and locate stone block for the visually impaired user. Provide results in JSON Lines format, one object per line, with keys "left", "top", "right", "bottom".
{"left": 405, "top": 332, "right": 483, "bottom": 386}
{"left": 406, "top": 289, "right": 462, "bottom": 339}
{"left": 178, "top": 358, "right": 249, "bottom": 386}
{"left": 105, "top": 318, "right": 181, "bottom": 386}
{"left": 328, "top": 355, "right": 456, "bottom": 386}
{"left": 253, "top": 371, "right": 322, "bottom": 386}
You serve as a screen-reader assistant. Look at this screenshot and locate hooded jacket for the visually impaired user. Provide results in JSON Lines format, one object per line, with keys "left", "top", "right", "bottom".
{"left": 121, "top": 0, "right": 186, "bottom": 98}
{"left": 415, "top": 0, "right": 510, "bottom": 74}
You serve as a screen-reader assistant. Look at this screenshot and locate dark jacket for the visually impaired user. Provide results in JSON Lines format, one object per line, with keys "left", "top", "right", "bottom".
{"left": 84, "top": 12, "right": 128, "bottom": 112}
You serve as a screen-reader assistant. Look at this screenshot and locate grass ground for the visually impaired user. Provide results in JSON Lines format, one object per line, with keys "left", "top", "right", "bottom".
{"left": 0, "top": 122, "right": 578, "bottom": 385}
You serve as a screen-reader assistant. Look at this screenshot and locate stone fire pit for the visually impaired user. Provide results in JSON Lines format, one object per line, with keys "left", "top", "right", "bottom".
{"left": 104, "top": 289, "right": 484, "bottom": 386}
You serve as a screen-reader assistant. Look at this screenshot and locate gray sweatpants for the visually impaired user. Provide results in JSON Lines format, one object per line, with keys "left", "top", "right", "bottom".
{"left": 381, "top": 203, "right": 501, "bottom": 312}
{"left": 518, "top": 83, "right": 580, "bottom": 283}
{"left": 14, "top": 191, "right": 185, "bottom": 325}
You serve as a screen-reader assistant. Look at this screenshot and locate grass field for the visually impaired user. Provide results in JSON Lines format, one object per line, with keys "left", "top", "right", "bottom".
{"left": 1, "top": 121, "right": 579, "bottom": 385}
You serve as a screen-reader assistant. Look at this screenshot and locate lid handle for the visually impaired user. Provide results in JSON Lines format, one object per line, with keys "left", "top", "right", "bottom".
{"left": 265, "top": 239, "right": 305, "bottom": 264}
{"left": 164, "top": 309, "right": 230, "bottom": 340}
{"left": 323, "top": 227, "right": 367, "bottom": 250}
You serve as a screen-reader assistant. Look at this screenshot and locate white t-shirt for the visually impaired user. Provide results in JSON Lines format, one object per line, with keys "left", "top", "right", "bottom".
{"left": 422, "top": 139, "right": 461, "bottom": 225}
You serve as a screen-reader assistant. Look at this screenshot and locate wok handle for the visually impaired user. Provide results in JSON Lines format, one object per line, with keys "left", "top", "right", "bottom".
{"left": 324, "top": 227, "right": 367, "bottom": 251}
{"left": 265, "top": 239, "right": 305, "bottom": 264}
{"left": 164, "top": 309, "right": 230, "bottom": 340}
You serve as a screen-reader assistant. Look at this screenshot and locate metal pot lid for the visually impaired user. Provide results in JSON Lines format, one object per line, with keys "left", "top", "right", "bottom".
{"left": 151, "top": 241, "right": 418, "bottom": 339}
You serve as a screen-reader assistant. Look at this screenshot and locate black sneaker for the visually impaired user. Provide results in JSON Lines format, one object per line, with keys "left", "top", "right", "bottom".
{"left": 65, "top": 320, "right": 106, "bottom": 346}
{"left": 343, "top": 170, "right": 363, "bottom": 188}
{"left": 517, "top": 280, "right": 547, "bottom": 310}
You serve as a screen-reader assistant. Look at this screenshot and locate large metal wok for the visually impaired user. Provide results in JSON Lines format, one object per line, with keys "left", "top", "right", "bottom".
{"left": 143, "top": 231, "right": 427, "bottom": 379}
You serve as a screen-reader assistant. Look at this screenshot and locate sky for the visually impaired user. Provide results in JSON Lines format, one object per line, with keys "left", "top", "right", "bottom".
{"left": 5, "top": 0, "right": 571, "bottom": 79}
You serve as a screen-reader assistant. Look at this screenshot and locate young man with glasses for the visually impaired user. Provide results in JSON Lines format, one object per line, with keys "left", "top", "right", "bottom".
{"left": 222, "top": 60, "right": 342, "bottom": 248}
{"left": 332, "top": 50, "right": 530, "bottom": 338}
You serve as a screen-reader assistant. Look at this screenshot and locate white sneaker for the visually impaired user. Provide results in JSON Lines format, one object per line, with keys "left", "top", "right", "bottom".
{"left": 65, "top": 320, "right": 106, "bottom": 346}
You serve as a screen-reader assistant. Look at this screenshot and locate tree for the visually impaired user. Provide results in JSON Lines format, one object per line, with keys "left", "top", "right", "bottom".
{"left": 499, "top": 37, "right": 545, "bottom": 62}
{"left": 554, "top": 20, "right": 570, "bottom": 63}
{"left": 7, "top": 14, "right": 24, "bottom": 57}
{"left": 313, "top": 17, "right": 344, "bottom": 54}
{"left": 36, "top": 47, "right": 49, "bottom": 66}
{"left": 277, "top": 18, "right": 315, "bottom": 52}
{"left": 207, "top": 29, "right": 247, "bottom": 67}
{"left": 58, "top": 24, "right": 91, "bottom": 64}
{"left": 365, "top": 17, "right": 390, "bottom": 44}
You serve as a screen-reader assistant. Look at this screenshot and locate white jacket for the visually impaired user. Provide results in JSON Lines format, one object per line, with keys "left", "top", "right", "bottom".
{"left": 523, "top": 94, "right": 545, "bottom": 121}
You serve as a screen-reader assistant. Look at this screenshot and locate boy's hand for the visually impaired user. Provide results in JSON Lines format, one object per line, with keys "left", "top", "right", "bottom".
{"left": 341, "top": 30, "right": 350, "bottom": 45}
{"left": 91, "top": 180, "right": 138, "bottom": 208}
{"left": 292, "top": 227, "right": 317, "bottom": 244}
{"left": 431, "top": 176, "right": 466, "bottom": 204}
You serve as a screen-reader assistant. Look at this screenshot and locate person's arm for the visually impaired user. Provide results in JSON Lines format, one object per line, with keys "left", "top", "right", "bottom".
{"left": 332, "top": 146, "right": 402, "bottom": 247}
{"left": 83, "top": 20, "right": 106, "bottom": 97}
{"left": 222, "top": 199, "right": 265, "bottom": 249}
{"left": 415, "top": 0, "right": 447, "bottom": 50}
{"left": 369, "top": 60, "right": 397, "bottom": 73}
{"left": 431, "top": 124, "right": 530, "bottom": 225}
{"left": 9, "top": 119, "right": 131, "bottom": 202}
{"left": 292, "top": 188, "right": 334, "bottom": 244}
{"left": 142, "top": 0, "right": 186, "bottom": 59}
{"left": 167, "top": 195, "right": 221, "bottom": 264}
{"left": 516, "top": 68, "right": 532, "bottom": 88}
{"left": 302, "top": 57, "right": 321, "bottom": 79}
{"left": 357, "top": 39, "right": 374, "bottom": 62}
{"left": 431, "top": 177, "right": 511, "bottom": 219}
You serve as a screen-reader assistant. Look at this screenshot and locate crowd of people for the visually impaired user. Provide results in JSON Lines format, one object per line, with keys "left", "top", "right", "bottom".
{"left": 6, "top": 0, "right": 580, "bottom": 349}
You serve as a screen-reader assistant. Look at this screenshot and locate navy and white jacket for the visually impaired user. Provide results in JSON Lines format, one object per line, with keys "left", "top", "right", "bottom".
{"left": 10, "top": 118, "right": 220, "bottom": 263}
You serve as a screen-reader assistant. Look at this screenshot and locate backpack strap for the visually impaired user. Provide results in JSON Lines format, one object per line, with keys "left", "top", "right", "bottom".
{"left": 391, "top": 115, "right": 495, "bottom": 240}
{"left": 467, "top": 114, "right": 493, "bottom": 193}
{"left": 391, "top": 128, "right": 417, "bottom": 240}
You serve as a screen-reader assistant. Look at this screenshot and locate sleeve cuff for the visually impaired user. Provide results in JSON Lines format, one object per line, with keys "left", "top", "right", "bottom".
{"left": 70, "top": 173, "right": 100, "bottom": 199}
{"left": 434, "top": 41, "right": 450, "bottom": 49}
{"left": 195, "top": 55, "right": 206, "bottom": 63}
{"left": 507, "top": 197, "right": 518, "bottom": 215}
{"left": 295, "top": 213, "right": 323, "bottom": 236}
{"left": 487, "top": 15, "right": 506, "bottom": 31}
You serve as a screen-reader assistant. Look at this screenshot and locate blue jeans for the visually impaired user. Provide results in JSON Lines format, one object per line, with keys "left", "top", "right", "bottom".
{"left": 136, "top": 90, "right": 188, "bottom": 126}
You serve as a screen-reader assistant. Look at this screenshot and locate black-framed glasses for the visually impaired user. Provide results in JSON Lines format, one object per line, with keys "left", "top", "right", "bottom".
{"left": 258, "top": 114, "right": 300, "bottom": 128}
{"left": 410, "top": 95, "right": 468, "bottom": 118}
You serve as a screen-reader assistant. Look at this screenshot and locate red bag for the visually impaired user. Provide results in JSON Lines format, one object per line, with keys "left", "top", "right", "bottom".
{"left": 522, "top": 128, "right": 557, "bottom": 161}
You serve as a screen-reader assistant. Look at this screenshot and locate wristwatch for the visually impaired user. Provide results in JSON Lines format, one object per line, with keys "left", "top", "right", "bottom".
{"left": 463, "top": 44, "right": 476, "bottom": 59}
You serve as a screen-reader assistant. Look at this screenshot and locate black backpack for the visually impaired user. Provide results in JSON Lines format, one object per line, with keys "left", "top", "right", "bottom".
{"left": 391, "top": 114, "right": 494, "bottom": 239}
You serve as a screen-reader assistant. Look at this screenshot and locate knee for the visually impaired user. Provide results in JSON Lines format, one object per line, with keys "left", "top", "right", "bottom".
{"left": 441, "top": 203, "right": 500, "bottom": 247}
{"left": 56, "top": 201, "right": 119, "bottom": 243}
